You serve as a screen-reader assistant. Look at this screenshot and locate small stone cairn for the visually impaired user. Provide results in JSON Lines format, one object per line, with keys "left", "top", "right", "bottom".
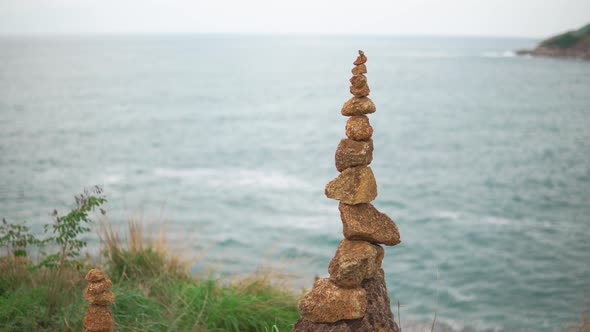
{"left": 293, "top": 51, "right": 401, "bottom": 332}
{"left": 83, "top": 269, "right": 115, "bottom": 332}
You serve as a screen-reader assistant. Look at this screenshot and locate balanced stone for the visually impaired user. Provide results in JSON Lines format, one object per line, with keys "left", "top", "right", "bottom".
{"left": 83, "top": 305, "right": 115, "bottom": 332}
{"left": 325, "top": 166, "right": 377, "bottom": 204}
{"left": 335, "top": 138, "right": 373, "bottom": 172}
{"left": 349, "top": 74, "right": 367, "bottom": 88}
{"left": 339, "top": 203, "right": 400, "bottom": 246}
{"left": 85, "top": 269, "right": 107, "bottom": 282}
{"left": 83, "top": 289, "right": 115, "bottom": 306}
{"left": 352, "top": 64, "right": 367, "bottom": 75}
{"left": 292, "top": 272, "right": 400, "bottom": 332}
{"left": 350, "top": 84, "right": 370, "bottom": 97}
{"left": 328, "top": 239, "right": 384, "bottom": 288}
{"left": 83, "top": 269, "right": 115, "bottom": 332}
{"left": 341, "top": 97, "right": 376, "bottom": 116}
{"left": 298, "top": 278, "right": 367, "bottom": 323}
{"left": 345, "top": 115, "right": 373, "bottom": 141}
{"left": 353, "top": 50, "right": 367, "bottom": 65}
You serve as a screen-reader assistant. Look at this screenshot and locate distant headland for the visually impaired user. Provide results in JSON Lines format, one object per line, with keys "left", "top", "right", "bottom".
{"left": 516, "top": 23, "right": 590, "bottom": 59}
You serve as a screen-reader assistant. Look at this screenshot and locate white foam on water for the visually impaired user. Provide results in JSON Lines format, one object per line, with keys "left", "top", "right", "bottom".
{"left": 153, "top": 167, "right": 311, "bottom": 190}
{"left": 482, "top": 50, "right": 517, "bottom": 58}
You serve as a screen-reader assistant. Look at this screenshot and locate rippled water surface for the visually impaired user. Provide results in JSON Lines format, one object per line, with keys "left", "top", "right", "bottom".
{"left": 1, "top": 35, "right": 589, "bottom": 331}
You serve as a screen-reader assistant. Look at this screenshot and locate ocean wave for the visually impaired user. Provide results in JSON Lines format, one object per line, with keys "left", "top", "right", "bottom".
{"left": 153, "top": 167, "right": 311, "bottom": 190}
{"left": 482, "top": 50, "right": 517, "bottom": 58}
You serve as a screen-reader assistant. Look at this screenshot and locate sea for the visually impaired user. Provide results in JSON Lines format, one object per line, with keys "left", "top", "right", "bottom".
{"left": 1, "top": 35, "right": 589, "bottom": 331}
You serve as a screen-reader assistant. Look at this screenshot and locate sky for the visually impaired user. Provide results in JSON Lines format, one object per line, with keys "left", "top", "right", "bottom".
{"left": 1, "top": 0, "right": 589, "bottom": 38}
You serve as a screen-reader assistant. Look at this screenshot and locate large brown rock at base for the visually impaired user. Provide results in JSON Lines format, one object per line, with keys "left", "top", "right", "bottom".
{"left": 352, "top": 64, "right": 367, "bottom": 75}
{"left": 325, "top": 166, "right": 377, "bottom": 204}
{"left": 292, "top": 273, "right": 400, "bottom": 332}
{"left": 345, "top": 115, "right": 373, "bottom": 141}
{"left": 350, "top": 84, "right": 370, "bottom": 97}
{"left": 335, "top": 139, "right": 373, "bottom": 172}
{"left": 298, "top": 278, "right": 367, "bottom": 323}
{"left": 328, "top": 239, "right": 384, "bottom": 288}
{"left": 339, "top": 203, "right": 401, "bottom": 246}
{"left": 83, "top": 305, "right": 115, "bottom": 332}
{"left": 341, "top": 97, "right": 376, "bottom": 116}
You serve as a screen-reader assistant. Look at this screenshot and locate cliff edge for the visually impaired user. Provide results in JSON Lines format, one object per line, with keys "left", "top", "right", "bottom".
{"left": 517, "top": 23, "right": 590, "bottom": 59}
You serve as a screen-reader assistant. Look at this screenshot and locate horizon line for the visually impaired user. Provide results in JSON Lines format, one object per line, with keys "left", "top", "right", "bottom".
{"left": 0, "top": 31, "right": 541, "bottom": 40}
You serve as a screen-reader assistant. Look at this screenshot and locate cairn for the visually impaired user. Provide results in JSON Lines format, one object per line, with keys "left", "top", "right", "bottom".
{"left": 83, "top": 269, "right": 115, "bottom": 332}
{"left": 293, "top": 51, "right": 401, "bottom": 332}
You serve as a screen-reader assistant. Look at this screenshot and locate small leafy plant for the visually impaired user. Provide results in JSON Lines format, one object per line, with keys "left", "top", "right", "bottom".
{"left": 39, "top": 186, "right": 107, "bottom": 271}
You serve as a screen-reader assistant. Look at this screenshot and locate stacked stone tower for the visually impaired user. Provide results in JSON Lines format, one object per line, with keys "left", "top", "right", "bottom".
{"left": 83, "top": 269, "right": 116, "bottom": 332}
{"left": 293, "top": 51, "right": 401, "bottom": 332}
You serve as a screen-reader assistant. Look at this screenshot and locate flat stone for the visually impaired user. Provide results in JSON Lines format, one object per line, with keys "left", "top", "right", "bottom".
{"left": 328, "top": 239, "right": 384, "bottom": 288}
{"left": 339, "top": 203, "right": 401, "bottom": 246}
{"left": 352, "top": 64, "right": 367, "bottom": 75}
{"left": 83, "top": 305, "right": 115, "bottom": 332}
{"left": 85, "top": 269, "right": 107, "bottom": 282}
{"left": 349, "top": 74, "right": 367, "bottom": 88}
{"left": 335, "top": 139, "right": 373, "bottom": 172}
{"left": 345, "top": 115, "right": 373, "bottom": 141}
{"left": 341, "top": 97, "right": 376, "bottom": 116}
{"left": 325, "top": 166, "right": 377, "bottom": 204}
{"left": 84, "top": 289, "right": 115, "bottom": 306}
{"left": 298, "top": 278, "right": 367, "bottom": 323}
{"left": 350, "top": 84, "right": 370, "bottom": 97}
{"left": 86, "top": 279, "right": 113, "bottom": 295}
{"left": 293, "top": 273, "right": 400, "bottom": 332}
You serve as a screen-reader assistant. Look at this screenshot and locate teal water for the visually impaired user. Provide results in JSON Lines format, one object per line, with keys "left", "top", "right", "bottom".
{"left": 1, "top": 35, "right": 589, "bottom": 331}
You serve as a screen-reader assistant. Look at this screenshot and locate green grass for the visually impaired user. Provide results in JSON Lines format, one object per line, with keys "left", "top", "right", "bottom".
{"left": 0, "top": 220, "right": 300, "bottom": 332}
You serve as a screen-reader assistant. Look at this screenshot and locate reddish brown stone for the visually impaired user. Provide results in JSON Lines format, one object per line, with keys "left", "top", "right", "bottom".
{"left": 339, "top": 203, "right": 401, "bottom": 246}
{"left": 335, "top": 139, "right": 373, "bottom": 172}
{"left": 86, "top": 279, "right": 113, "bottom": 295}
{"left": 325, "top": 166, "right": 377, "bottom": 205}
{"left": 328, "top": 239, "right": 383, "bottom": 288}
{"left": 345, "top": 115, "right": 373, "bottom": 141}
{"left": 298, "top": 278, "right": 367, "bottom": 323}
{"left": 85, "top": 269, "right": 107, "bottom": 282}
{"left": 353, "top": 50, "right": 367, "bottom": 65}
{"left": 84, "top": 289, "right": 115, "bottom": 306}
{"left": 350, "top": 84, "right": 370, "bottom": 97}
{"left": 352, "top": 64, "right": 367, "bottom": 75}
{"left": 349, "top": 74, "right": 367, "bottom": 88}
{"left": 341, "top": 97, "right": 376, "bottom": 116}
{"left": 293, "top": 273, "right": 400, "bottom": 332}
{"left": 83, "top": 305, "right": 115, "bottom": 332}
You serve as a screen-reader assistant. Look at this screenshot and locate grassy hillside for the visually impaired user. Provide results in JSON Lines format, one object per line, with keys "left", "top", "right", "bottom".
{"left": 540, "top": 23, "right": 590, "bottom": 49}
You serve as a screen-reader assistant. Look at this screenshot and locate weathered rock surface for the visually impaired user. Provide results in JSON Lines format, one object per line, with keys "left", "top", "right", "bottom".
{"left": 292, "top": 273, "right": 400, "bottom": 332}
{"left": 298, "top": 278, "right": 367, "bottom": 323}
{"left": 83, "top": 269, "right": 115, "bottom": 332}
{"left": 339, "top": 203, "right": 401, "bottom": 246}
{"left": 85, "top": 269, "right": 107, "bottom": 282}
{"left": 328, "top": 239, "right": 383, "bottom": 288}
{"left": 349, "top": 84, "right": 370, "bottom": 97}
{"left": 83, "top": 289, "right": 116, "bottom": 306}
{"left": 86, "top": 279, "right": 113, "bottom": 294}
{"left": 352, "top": 64, "right": 367, "bottom": 75}
{"left": 335, "top": 139, "right": 373, "bottom": 172}
{"left": 83, "top": 305, "right": 115, "bottom": 332}
{"left": 325, "top": 166, "right": 377, "bottom": 204}
{"left": 353, "top": 50, "right": 367, "bottom": 65}
{"left": 345, "top": 115, "right": 373, "bottom": 141}
{"left": 349, "top": 74, "right": 367, "bottom": 88}
{"left": 341, "top": 97, "right": 376, "bottom": 116}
